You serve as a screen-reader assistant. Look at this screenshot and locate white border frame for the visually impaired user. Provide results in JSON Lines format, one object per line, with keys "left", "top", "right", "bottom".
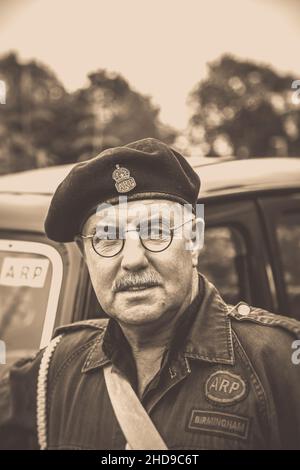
{"left": 0, "top": 240, "right": 63, "bottom": 349}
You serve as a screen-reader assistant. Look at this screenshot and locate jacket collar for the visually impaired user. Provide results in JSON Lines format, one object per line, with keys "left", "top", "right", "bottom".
{"left": 81, "top": 274, "right": 234, "bottom": 373}
{"left": 182, "top": 276, "right": 234, "bottom": 365}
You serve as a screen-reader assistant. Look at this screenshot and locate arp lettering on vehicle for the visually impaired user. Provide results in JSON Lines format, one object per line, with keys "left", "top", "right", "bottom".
{"left": 0, "top": 257, "right": 49, "bottom": 288}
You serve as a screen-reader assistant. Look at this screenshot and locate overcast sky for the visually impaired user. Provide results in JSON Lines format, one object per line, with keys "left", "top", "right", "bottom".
{"left": 0, "top": 0, "right": 299, "bottom": 129}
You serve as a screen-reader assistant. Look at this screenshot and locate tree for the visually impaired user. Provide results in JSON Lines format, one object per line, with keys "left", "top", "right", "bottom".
{"left": 0, "top": 53, "right": 66, "bottom": 173}
{"left": 188, "top": 55, "right": 300, "bottom": 158}
{"left": 70, "top": 70, "right": 176, "bottom": 163}
{"left": 0, "top": 56, "right": 176, "bottom": 173}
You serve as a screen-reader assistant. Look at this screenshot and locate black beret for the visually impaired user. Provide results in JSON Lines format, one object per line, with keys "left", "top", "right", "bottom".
{"left": 44, "top": 138, "right": 200, "bottom": 242}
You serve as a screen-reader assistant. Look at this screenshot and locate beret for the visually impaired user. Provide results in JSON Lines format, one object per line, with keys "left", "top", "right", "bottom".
{"left": 44, "top": 138, "right": 200, "bottom": 242}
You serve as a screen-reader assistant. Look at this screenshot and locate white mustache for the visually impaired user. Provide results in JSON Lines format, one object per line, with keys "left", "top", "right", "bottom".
{"left": 112, "top": 271, "right": 162, "bottom": 292}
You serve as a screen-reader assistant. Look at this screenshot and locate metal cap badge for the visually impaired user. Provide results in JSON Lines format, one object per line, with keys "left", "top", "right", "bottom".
{"left": 112, "top": 164, "right": 136, "bottom": 193}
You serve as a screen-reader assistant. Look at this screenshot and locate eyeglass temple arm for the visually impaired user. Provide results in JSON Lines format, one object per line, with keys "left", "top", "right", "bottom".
{"left": 170, "top": 217, "right": 200, "bottom": 231}
{"left": 78, "top": 234, "right": 94, "bottom": 239}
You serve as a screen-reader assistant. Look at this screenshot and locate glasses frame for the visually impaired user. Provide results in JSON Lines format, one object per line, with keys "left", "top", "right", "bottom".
{"left": 79, "top": 217, "right": 195, "bottom": 258}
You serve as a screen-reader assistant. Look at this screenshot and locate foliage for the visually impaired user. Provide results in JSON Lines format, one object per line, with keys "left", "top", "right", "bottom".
{"left": 188, "top": 55, "right": 300, "bottom": 158}
{"left": 0, "top": 53, "right": 175, "bottom": 174}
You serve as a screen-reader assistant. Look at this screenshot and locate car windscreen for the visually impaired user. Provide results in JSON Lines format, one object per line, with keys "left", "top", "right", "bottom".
{"left": 0, "top": 239, "right": 63, "bottom": 376}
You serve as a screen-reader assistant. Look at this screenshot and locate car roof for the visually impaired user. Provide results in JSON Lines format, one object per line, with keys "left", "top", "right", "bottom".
{"left": 0, "top": 157, "right": 300, "bottom": 198}
{"left": 195, "top": 157, "right": 300, "bottom": 197}
{"left": 0, "top": 157, "right": 299, "bottom": 234}
{"left": 0, "top": 164, "right": 75, "bottom": 195}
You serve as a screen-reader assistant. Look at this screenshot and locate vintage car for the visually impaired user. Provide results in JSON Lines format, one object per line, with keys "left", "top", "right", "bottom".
{"left": 0, "top": 157, "right": 300, "bottom": 377}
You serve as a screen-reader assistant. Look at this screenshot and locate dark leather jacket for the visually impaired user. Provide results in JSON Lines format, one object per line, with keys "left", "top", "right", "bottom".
{"left": 1, "top": 275, "right": 300, "bottom": 450}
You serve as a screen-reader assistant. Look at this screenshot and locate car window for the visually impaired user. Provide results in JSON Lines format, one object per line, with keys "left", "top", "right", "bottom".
{"left": 198, "top": 226, "right": 250, "bottom": 306}
{"left": 0, "top": 239, "right": 63, "bottom": 375}
{"left": 276, "top": 213, "right": 300, "bottom": 319}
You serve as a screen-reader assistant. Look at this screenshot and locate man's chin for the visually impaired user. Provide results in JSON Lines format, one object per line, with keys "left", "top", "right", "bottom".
{"left": 115, "top": 308, "right": 166, "bottom": 326}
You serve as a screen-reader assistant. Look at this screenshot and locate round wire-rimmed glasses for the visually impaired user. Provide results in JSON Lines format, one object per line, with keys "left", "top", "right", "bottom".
{"left": 79, "top": 218, "right": 195, "bottom": 258}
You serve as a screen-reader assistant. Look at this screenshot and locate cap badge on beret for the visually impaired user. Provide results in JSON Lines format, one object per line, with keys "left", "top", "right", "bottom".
{"left": 112, "top": 164, "right": 136, "bottom": 193}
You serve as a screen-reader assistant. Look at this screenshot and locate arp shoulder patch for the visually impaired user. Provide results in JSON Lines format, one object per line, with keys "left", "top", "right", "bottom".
{"left": 187, "top": 410, "right": 250, "bottom": 440}
{"left": 205, "top": 370, "right": 247, "bottom": 405}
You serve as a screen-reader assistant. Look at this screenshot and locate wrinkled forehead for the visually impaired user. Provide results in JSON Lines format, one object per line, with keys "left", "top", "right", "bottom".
{"left": 83, "top": 199, "right": 193, "bottom": 232}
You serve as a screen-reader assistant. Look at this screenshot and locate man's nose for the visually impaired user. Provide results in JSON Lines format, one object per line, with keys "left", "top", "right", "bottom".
{"left": 120, "top": 231, "right": 149, "bottom": 271}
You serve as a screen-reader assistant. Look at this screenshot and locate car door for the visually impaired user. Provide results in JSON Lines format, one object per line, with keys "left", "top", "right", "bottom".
{"left": 0, "top": 230, "right": 82, "bottom": 378}
{"left": 258, "top": 190, "right": 300, "bottom": 320}
{"left": 198, "top": 197, "right": 278, "bottom": 312}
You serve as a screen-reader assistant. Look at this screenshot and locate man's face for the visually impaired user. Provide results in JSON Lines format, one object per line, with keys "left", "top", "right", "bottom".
{"left": 81, "top": 199, "right": 202, "bottom": 326}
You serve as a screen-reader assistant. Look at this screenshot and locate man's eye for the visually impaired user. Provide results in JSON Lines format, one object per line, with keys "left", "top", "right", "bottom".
{"left": 93, "top": 238, "right": 120, "bottom": 250}
{"left": 92, "top": 237, "right": 122, "bottom": 256}
{"left": 151, "top": 227, "right": 170, "bottom": 239}
{"left": 95, "top": 239, "right": 119, "bottom": 246}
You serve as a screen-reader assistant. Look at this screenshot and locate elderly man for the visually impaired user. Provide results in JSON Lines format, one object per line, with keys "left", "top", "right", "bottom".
{"left": 0, "top": 138, "right": 300, "bottom": 450}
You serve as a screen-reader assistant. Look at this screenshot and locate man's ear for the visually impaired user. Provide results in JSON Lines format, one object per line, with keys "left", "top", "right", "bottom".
{"left": 190, "top": 217, "right": 205, "bottom": 267}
